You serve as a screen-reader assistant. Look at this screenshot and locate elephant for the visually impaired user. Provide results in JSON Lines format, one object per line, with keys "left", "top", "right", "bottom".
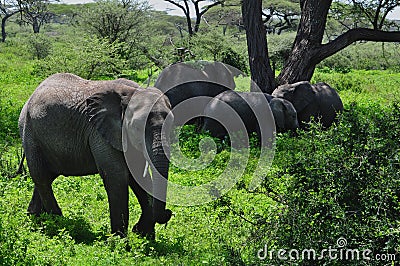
{"left": 272, "top": 81, "right": 344, "bottom": 128}
{"left": 111, "top": 78, "right": 140, "bottom": 88}
{"left": 18, "top": 73, "right": 173, "bottom": 238}
{"left": 154, "top": 61, "right": 242, "bottom": 126}
{"left": 201, "top": 91, "right": 299, "bottom": 139}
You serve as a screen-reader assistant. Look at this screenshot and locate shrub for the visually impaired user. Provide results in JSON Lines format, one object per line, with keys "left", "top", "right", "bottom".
{"left": 26, "top": 33, "right": 53, "bottom": 60}
{"left": 220, "top": 47, "right": 248, "bottom": 75}
{"left": 33, "top": 35, "right": 127, "bottom": 79}
{"left": 318, "top": 42, "right": 400, "bottom": 72}
{"left": 254, "top": 103, "right": 400, "bottom": 264}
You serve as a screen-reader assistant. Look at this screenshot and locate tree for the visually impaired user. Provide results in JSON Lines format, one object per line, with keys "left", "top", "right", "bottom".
{"left": 202, "top": 2, "right": 242, "bottom": 35}
{"left": 277, "top": 0, "right": 400, "bottom": 85}
{"left": 0, "top": 0, "right": 20, "bottom": 42}
{"left": 350, "top": 0, "right": 400, "bottom": 30}
{"left": 79, "top": 0, "right": 150, "bottom": 44}
{"left": 18, "top": 0, "right": 57, "bottom": 33}
{"left": 262, "top": 0, "right": 300, "bottom": 35}
{"left": 242, "top": 0, "right": 275, "bottom": 92}
{"left": 163, "top": 0, "right": 224, "bottom": 36}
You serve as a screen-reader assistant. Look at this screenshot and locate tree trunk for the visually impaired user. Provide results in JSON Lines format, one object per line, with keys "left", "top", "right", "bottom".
{"left": 33, "top": 18, "right": 40, "bottom": 33}
{"left": 277, "top": 0, "right": 400, "bottom": 85}
{"left": 1, "top": 11, "right": 18, "bottom": 42}
{"left": 1, "top": 17, "right": 7, "bottom": 42}
{"left": 278, "top": 0, "right": 332, "bottom": 85}
{"left": 242, "top": 0, "right": 276, "bottom": 93}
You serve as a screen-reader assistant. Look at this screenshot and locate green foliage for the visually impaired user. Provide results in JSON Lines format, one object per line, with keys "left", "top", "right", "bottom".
{"left": 220, "top": 47, "right": 248, "bottom": 75}
{"left": 268, "top": 32, "right": 296, "bottom": 70}
{"left": 257, "top": 103, "right": 400, "bottom": 264}
{"left": 78, "top": 0, "right": 150, "bottom": 44}
{"left": 177, "top": 26, "right": 249, "bottom": 73}
{"left": 33, "top": 35, "right": 127, "bottom": 79}
{"left": 318, "top": 42, "right": 400, "bottom": 72}
{"left": 312, "top": 69, "right": 400, "bottom": 106}
{"left": 1, "top": 7, "right": 400, "bottom": 263}
{"left": 25, "top": 33, "right": 53, "bottom": 59}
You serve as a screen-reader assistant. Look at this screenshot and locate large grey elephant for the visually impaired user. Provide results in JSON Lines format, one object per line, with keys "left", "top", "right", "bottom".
{"left": 19, "top": 73, "right": 173, "bottom": 238}
{"left": 272, "top": 81, "right": 344, "bottom": 128}
{"left": 201, "top": 91, "right": 299, "bottom": 139}
{"left": 154, "top": 61, "right": 242, "bottom": 125}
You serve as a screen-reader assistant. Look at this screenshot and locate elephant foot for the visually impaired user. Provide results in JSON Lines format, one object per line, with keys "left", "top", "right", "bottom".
{"left": 27, "top": 205, "right": 62, "bottom": 216}
{"left": 27, "top": 201, "right": 45, "bottom": 216}
{"left": 154, "top": 209, "right": 172, "bottom": 225}
{"left": 132, "top": 221, "right": 155, "bottom": 240}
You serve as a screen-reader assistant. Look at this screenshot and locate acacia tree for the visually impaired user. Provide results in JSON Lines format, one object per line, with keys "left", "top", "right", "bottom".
{"left": 79, "top": 0, "right": 167, "bottom": 69}
{"left": 262, "top": 0, "right": 300, "bottom": 35}
{"left": 277, "top": 0, "right": 400, "bottom": 85}
{"left": 242, "top": 0, "right": 275, "bottom": 92}
{"left": 0, "top": 0, "right": 20, "bottom": 42}
{"left": 18, "top": 0, "right": 57, "bottom": 33}
{"left": 350, "top": 0, "right": 400, "bottom": 30}
{"left": 79, "top": 0, "right": 150, "bottom": 44}
{"left": 164, "top": 0, "right": 224, "bottom": 35}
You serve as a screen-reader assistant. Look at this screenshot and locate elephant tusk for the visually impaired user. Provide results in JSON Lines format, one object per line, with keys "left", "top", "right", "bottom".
{"left": 143, "top": 161, "right": 149, "bottom": 178}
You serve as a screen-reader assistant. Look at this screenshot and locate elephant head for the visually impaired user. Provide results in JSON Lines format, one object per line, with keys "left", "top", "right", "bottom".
{"left": 272, "top": 81, "right": 315, "bottom": 115}
{"left": 269, "top": 97, "right": 299, "bottom": 132}
{"left": 272, "top": 81, "right": 343, "bottom": 128}
{"left": 86, "top": 87, "right": 173, "bottom": 226}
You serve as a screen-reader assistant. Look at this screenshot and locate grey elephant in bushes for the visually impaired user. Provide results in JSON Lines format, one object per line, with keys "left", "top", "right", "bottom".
{"left": 19, "top": 73, "right": 173, "bottom": 238}
{"left": 155, "top": 61, "right": 242, "bottom": 125}
{"left": 201, "top": 91, "right": 299, "bottom": 139}
{"left": 272, "top": 81, "right": 343, "bottom": 128}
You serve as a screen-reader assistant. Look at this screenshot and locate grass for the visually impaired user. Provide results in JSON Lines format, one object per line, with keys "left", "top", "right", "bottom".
{"left": 1, "top": 40, "right": 400, "bottom": 265}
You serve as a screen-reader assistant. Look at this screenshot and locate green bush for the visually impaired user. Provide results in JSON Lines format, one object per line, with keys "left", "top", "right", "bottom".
{"left": 318, "top": 42, "right": 400, "bottom": 72}
{"left": 0, "top": 216, "right": 35, "bottom": 265}
{"left": 25, "top": 33, "right": 53, "bottom": 60}
{"left": 255, "top": 103, "right": 400, "bottom": 264}
{"left": 33, "top": 35, "right": 127, "bottom": 79}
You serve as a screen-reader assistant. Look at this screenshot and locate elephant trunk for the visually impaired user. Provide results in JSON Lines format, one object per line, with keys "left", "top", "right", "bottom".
{"left": 148, "top": 126, "right": 172, "bottom": 225}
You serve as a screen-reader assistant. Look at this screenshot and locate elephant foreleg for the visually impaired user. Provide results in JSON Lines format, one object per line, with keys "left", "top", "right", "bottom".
{"left": 125, "top": 150, "right": 155, "bottom": 238}
{"left": 90, "top": 136, "right": 130, "bottom": 237}
{"left": 98, "top": 167, "right": 129, "bottom": 238}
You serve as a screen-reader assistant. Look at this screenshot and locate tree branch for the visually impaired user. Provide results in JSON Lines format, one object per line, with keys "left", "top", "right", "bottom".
{"left": 199, "top": 1, "right": 223, "bottom": 17}
{"left": 164, "top": 0, "right": 188, "bottom": 15}
{"left": 314, "top": 28, "right": 400, "bottom": 63}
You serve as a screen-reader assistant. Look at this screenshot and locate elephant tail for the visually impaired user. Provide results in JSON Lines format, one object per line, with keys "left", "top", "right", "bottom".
{"left": 10, "top": 152, "right": 25, "bottom": 178}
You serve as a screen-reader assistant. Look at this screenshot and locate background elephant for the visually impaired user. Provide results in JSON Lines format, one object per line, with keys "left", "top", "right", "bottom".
{"left": 19, "top": 73, "right": 173, "bottom": 238}
{"left": 201, "top": 91, "right": 299, "bottom": 139}
{"left": 112, "top": 78, "right": 140, "bottom": 88}
{"left": 272, "top": 81, "right": 344, "bottom": 128}
{"left": 154, "top": 61, "right": 242, "bottom": 126}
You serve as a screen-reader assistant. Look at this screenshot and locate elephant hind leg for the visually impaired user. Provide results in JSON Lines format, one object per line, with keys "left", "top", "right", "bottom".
{"left": 27, "top": 186, "right": 45, "bottom": 215}
{"left": 25, "top": 146, "right": 61, "bottom": 216}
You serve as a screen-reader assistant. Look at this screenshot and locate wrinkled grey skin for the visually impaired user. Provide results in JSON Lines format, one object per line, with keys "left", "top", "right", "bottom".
{"left": 19, "top": 73, "right": 172, "bottom": 238}
{"left": 154, "top": 62, "right": 242, "bottom": 125}
{"left": 201, "top": 91, "right": 299, "bottom": 139}
{"left": 272, "top": 81, "right": 344, "bottom": 128}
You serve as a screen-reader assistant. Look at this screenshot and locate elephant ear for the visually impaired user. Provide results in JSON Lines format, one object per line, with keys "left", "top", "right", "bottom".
{"left": 86, "top": 90, "right": 131, "bottom": 151}
{"left": 291, "top": 82, "right": 316, "bottom": 113}
{"left": 270, "top": 98, "right": 285, "bottom": 130}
